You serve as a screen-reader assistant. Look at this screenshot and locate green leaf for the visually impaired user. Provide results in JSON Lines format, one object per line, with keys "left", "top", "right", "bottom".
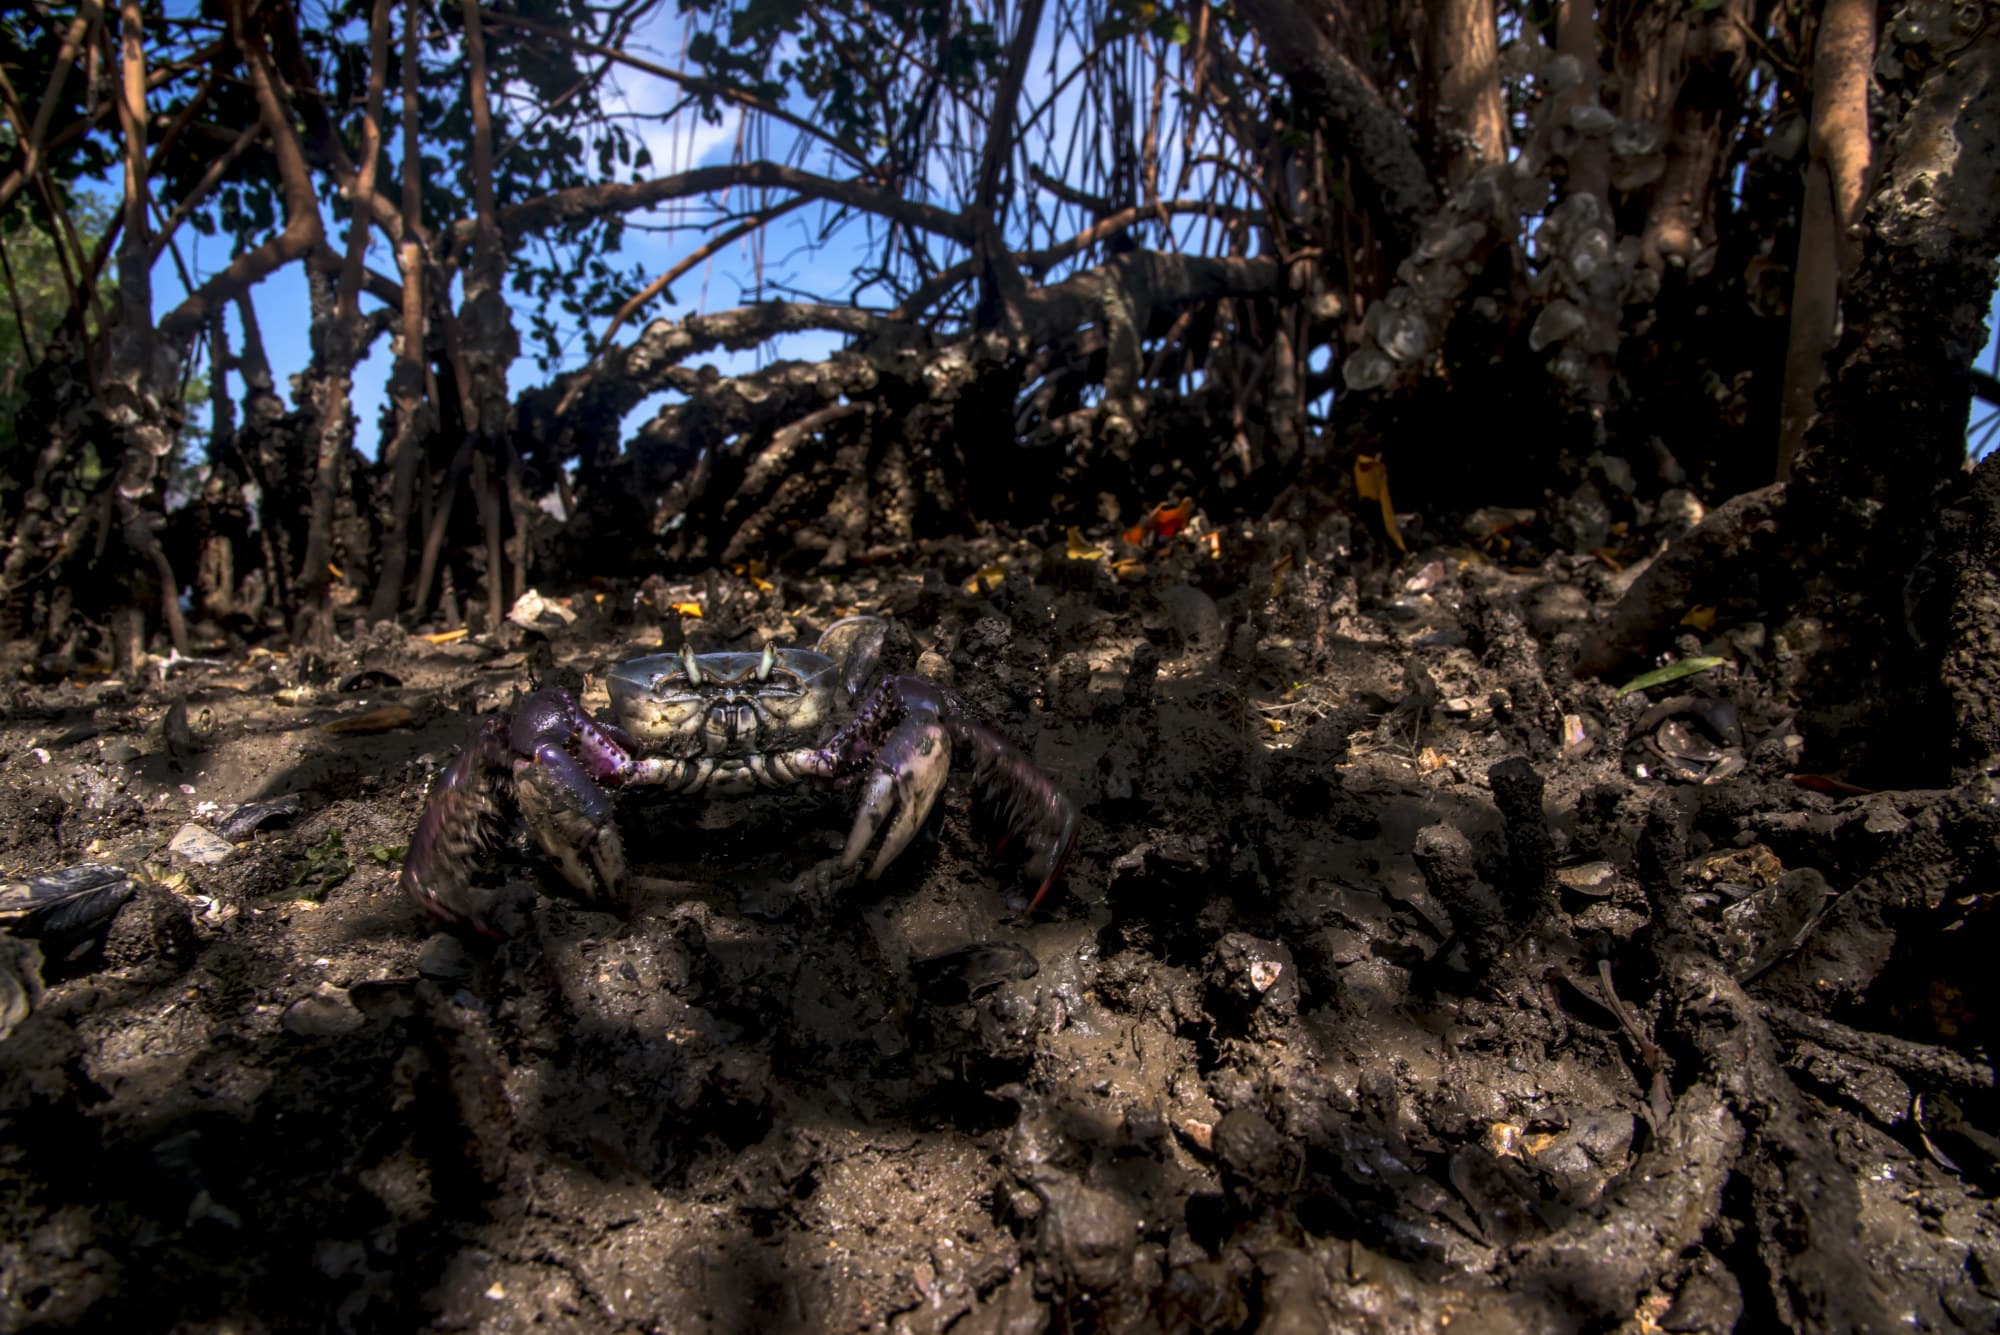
{"left": 290, "top": 829, "right": 353, "bottom": 902}
{"left": 1615, "top": 656, "right": 1727, "bottom": 697}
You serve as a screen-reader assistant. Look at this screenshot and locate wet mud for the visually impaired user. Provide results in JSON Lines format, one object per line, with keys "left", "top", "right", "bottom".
{"left": 1, "top": 524, "right": 1996, "bottom": 1332}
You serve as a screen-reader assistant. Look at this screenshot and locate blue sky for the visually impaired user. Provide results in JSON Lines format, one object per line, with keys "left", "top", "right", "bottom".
{"left": 1972, "top": 309, "right": 2000, "bottom": 459}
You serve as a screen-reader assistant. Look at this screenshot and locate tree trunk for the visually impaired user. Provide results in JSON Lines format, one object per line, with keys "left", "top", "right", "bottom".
{"left": 1788, "top": 5, "right": 2000, "bottom": 784}
{"left": 107, "top": 0, "right": 188, "bottom": 658}
{"left": 293, "top": 0, "right": 391, "bottom": 644}
{"left": 1775, "top": 0, "right": 1876, "bottom": 481}
{"left": 369, "top": 0, "right": 434, "bottom": 624}
{"left": 458, "top": 0, "right": 520, "bottom": 631}
{"left": 1424, "top": 0, "right": 1505, "bottom": 188}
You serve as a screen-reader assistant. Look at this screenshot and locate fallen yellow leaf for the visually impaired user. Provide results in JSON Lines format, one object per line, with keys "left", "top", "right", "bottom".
{"left": 728, "top": 561, "right": 774, "bottom": 591}
{"left": 421, "top": 628, "right": 470, "bottom": 644}
{"left": 322, "top": 705, "right": 417, "bottom": 735}
{"left": 1680, "top": 605, "right": 1718, "bottom": 630}
{"left": 962, "top": 563, "right": 1007, "bottom": 594}
{"left": 1065, "top": 527, "right": 1105, "bottom": 561}
{"left": 1354, "top": 454, "right": 1407, "bottom": 553}
{"left": 670, "top": 602, "right": 703, "bottom": 618}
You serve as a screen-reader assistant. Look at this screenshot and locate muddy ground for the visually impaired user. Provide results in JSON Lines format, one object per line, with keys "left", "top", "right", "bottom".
{"left": 1, "top": 511, "right": 1996, "bottom": 1333}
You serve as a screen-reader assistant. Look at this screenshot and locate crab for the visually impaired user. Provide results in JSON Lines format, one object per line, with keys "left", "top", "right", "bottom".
{"left": 401, "top": 616, "right": 1079, "bottom": 934}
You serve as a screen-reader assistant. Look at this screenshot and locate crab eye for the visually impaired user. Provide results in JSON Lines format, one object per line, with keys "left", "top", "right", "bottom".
{"left": 681, "top": 643, "right": 703, "bottom": 686}
{"left": 757, "top": 644, "right": 777, "bottom": 682}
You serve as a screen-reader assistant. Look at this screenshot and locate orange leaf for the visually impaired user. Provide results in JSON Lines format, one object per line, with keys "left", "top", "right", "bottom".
{"left": 670, "top": 602, "right": 703, "bottom": 618}
{"left": 1152, "top": 498, "right": 1195, "bottom": 541}
{"left": 1124, "top": 498, "right": 1196, "bottom": 548}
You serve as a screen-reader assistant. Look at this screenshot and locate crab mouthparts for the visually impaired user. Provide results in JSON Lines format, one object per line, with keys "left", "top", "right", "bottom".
{"left": 701, "top": 698, "right": 762, "bottom": 755}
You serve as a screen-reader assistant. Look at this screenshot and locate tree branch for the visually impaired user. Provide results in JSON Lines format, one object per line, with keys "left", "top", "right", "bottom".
{"left": 160, "top": 3, "right": 326, "bottom": 344}
{"left": 470, "top": 162, "right": 978, "bottom": 252}
{"left": 1232, "top": 0, "right": 1437, "bottom": 237}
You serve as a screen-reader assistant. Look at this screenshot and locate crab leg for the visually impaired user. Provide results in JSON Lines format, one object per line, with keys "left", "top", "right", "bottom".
{"left": 949, "top": 717, "right": 1079, "bottom": 910}
{"left": 401, "top": 717, "right": 515, "bottom": 933}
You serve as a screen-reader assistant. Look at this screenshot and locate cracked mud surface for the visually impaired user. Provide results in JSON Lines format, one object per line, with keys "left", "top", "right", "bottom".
{"left": 2, "top": 528, "right": 1997, "bottom": 1332}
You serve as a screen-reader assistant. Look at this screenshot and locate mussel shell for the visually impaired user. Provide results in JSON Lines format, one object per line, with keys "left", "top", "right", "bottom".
{"left": 217, "top": 795, "right": 304, "bottom": 843}
{"left": 0, "top": 864, "right": 138, "bottom": 957}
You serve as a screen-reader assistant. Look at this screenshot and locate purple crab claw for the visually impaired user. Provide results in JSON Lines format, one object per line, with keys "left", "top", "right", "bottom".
{"left": 831, "top": 676, "right": 1079, "bottom": 907}
{"left": 514, "top": 742, "right": 629, "bottom": 905}
{"left": 842, "top": 714, "right": 953, "bottom": 880}
{"left": 403, "top": 689, "right": 661, "bottom": 933}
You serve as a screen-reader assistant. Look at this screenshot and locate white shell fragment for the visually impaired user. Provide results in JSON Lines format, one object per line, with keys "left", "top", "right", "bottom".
{"left": 168, "top": 823, "right": 236, "bottom": 866}
{"left": 506, "top": 587, "right": 577, "bottom": 631}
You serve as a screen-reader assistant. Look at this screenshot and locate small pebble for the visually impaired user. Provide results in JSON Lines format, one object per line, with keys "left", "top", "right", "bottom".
{"left": 281, "top": 984, "right": 365, "bottom": 1037}
{"left": 417, "top": 933, "right": 473, "bottom": 981}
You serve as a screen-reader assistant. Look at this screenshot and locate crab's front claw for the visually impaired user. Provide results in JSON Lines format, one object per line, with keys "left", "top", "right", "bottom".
{"left": 514, "top": 743, "right": 629, "bottom": 905}
{"left": 841, "top": 714, "right": 952, "bottom": 880}
{"left": 403, "top": 688, "right": 642, "bottom": 936}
